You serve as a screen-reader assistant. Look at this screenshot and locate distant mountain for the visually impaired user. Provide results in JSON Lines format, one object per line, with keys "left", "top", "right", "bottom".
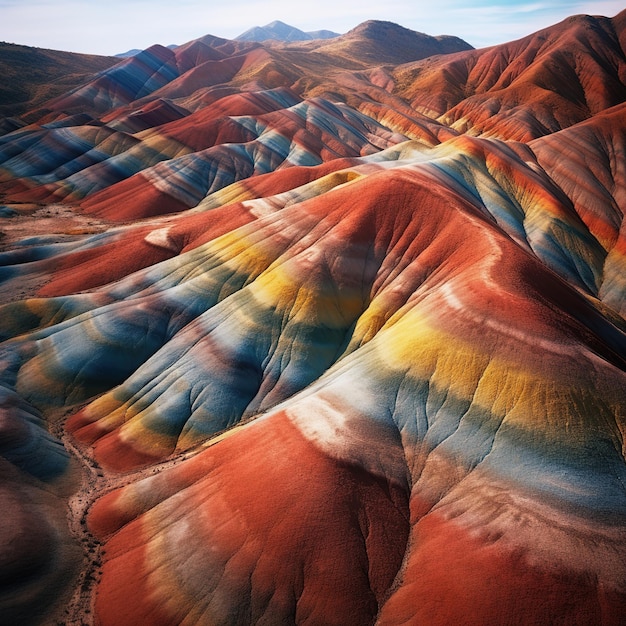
{"left": 235, "top": 20, "right": 339, "bottom": 42}
{"left": 13, "top": 20, "right": 471, "bottom": 125}
{"left": 305, "top": 20, "right": 473, "bottom": 64}
{"left": 349, "top": 19, "right": 470, "bottom": 50}
{"left": 306, "top": 29, "right": 340, "bottom": 39}
{"left": 0, "top": 20, "right": 469, "bottom": 122}
{"left": 116, "top": 44, "right": 178, "bottom": 58}
{"left": 115, "top": 48, "right": 143, "bottom": 58}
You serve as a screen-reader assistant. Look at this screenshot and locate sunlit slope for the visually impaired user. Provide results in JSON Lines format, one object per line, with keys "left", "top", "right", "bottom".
{"left": 0, "top": 132, "right": 624, "bottom": 623}
{"left": 0, "top": 10, "right": 625, "bottom": 626}
{"left": 393, "top": 12, "right": 626, "bottom": 140}
{"left": 531, "top": 102, "right": 626, "bottom": 316}
{"left": 75, "top": 154, "right": 625, "bottom": 623}
{"left": 4, "top": 12, "right": 624, "bottom": 208}
{"left": 0, "top": 89, "right": 403, "bottom": 206}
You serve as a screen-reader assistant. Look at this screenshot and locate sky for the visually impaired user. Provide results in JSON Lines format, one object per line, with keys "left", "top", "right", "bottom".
{"left": 0, "top": 0, "right": 623, "bottom": 56}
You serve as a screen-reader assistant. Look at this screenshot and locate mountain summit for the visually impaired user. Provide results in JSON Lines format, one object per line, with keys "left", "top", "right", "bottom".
{"left": 235, "top": 20, "right": 339, "bottom": 42}
{"left": 323, "top": 20, "right": 473, "bottom": 63}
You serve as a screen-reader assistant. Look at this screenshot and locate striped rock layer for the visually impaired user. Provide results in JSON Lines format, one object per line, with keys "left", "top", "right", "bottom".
{"left": 0, "top": 10, "right": 625, "bottom": 626}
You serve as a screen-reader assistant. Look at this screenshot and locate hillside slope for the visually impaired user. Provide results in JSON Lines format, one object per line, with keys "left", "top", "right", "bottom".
{"left": 0, "top": 42, "right": 117, "bottom": 118}
{"left": 0, "top": 12, "right": 625, "bottom": 626}
{"left": 392, "top": 11, "right": 626, "bottom": 139}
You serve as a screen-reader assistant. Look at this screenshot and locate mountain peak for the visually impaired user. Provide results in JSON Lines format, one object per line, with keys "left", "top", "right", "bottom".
{"left": 265, "top": 20, "right": 291, "bottom": 30}
{"left": 235, "top": 21, "right": 339, "bottom": 42}
{"left": 332, "top": 20, "right": 473, "bottom": 64}
{"left": 347, "top": 19, "right": 471, "bottom": 46}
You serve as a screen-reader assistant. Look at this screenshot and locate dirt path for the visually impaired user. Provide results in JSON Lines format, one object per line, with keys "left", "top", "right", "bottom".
{"left": 0, "top": 204, "right": 219, "bottom": 624}
{"left": 45, "top": 402, "right": 214, "bottom": 625}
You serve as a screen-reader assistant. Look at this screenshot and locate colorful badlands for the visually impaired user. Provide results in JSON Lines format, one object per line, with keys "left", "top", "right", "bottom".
{"left": 0, "top": 11, "right": 625, "bottom": 626}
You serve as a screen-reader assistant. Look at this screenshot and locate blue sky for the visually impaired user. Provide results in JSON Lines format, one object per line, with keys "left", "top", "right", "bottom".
{"left": 0, "top": 0, "right": 623, "bottom": 56}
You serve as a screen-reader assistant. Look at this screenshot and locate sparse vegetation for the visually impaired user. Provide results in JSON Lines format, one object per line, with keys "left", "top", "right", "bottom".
{"left": 0, "top": 41, "right": 117, "bottom": 117}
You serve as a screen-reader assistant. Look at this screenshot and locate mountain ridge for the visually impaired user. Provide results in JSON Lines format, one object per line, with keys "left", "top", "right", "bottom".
{"left": 0, "top": 41, "right": 117, "bottom": 117}
{"left": 235, "top": 19, "right": 340, "bottom": 42}
{"left": 0, "top": 20, "right": 472, "bottom": 124}
{"left": 391, "top": 11, "right": 626, "bottom": 139}
{"left": 0, "top": 9, "right": 625, "bottom": 626}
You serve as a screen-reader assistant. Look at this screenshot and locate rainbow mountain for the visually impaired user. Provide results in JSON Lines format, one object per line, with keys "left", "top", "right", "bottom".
{"left": 0, "top": 12, "right": 625, "bottom": 626}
